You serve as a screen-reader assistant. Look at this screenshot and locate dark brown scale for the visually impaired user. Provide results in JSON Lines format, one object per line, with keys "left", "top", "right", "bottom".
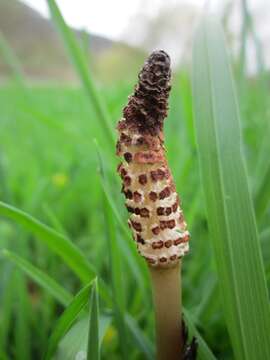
{"left": 160, "top": 221, "right": 167, "bottom": 230}
{"left": 120, "top": 168, "right": 127, "bottom": 179}
{"left": 172, "top": 201, "right": 178, "bottom": 212}
{"left": 170, "top": 254, "right": 177, "bottom": 261}
{"left": 152, "top": 226, "right": 160, "bottom": 235}
{"left": 164, "top": 168, "right": 170, "bottom": 179}
{"left": 120, "top": 132, "right": 132, "bottom": 145}
{"left": 125, "top": 205, "right": 134, "bottom": 213}
{"left": 174, "top": 238, "right": 183, "bottom": 245}
{"left": 150, "top": 170, "right": 158, "bottom": 182}
{"left": 165, "top": 207, "right": 172, "bottom": 215}
{"left": 159, "top": 257, "right": 167, "bottom": 263}
{"left": 131, "top": 221, "right": 142, "bottom": 232}
{"left": 156, "top": 168, "right": 165, "bottom": 180}
{"left": 145, "top": 257, "right": 156, "bottom": 264}
{"left": 123, "top": 176, "right": 131, "bottom": 186}
{"left": 164, "top": 240, "right": 172, "bottom": 248}
{"left": 138, "top": 174, "right": 147, "bottom": 185}
{"left": 137, "top": 234, "right": 145, "bottom": 244}
{"left": 159, "top": 186, "right": 171, "bottom": 200}
{"left": 133, "top": 191, "right": 142, "bottom": 202}
{"left": 134, "top": 208, "right": 140, "bottom": 215}
{"left": 135, "top": 136, "right": 145, "bottom": 145}
{"left": 149, "top": 191, "right": 158, "bottom": 201}
{"left": 116, "top": 141, "right": 122, "bottom": 155}
{"left": 117, "top": 120, "right": 127, "bottom": 131}
{"left": 124, "top": 152, "right": 132, "bottom": 163}
{"left": 152, "top": 241, "right": 163, "bottom": 249}
{"left": 140, "top": 208, "right": 150, "bottom": 218}
{"left": 167, "top": 219, "right": 175, "bottom": 229}
{"left": 157, "top": 207, "right": 165, "bottom": 216}
{"left": 124, "top": 190, "right": 133, "bottom": 199}
{"left": 134, "top": 151, "right": 163, "bottom": 164}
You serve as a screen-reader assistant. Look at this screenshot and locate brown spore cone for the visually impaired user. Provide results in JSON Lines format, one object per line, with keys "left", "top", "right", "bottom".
{"left": 116, "top": 50, "right": 190, "bottom": 268}
{"left": 123, "top": 50, "right": 171, "bottom": 136}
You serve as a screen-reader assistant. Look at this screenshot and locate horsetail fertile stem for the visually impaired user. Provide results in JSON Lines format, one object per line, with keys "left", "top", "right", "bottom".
{"left": 116, "top": 50, "right": 190, "bottom": 359}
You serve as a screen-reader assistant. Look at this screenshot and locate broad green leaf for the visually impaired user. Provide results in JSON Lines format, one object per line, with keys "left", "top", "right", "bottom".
{"left": 87, "top": 279, "right": 100, "bottom": 360}
{"left": 43, "top": 282, "right": 93, "bottom": 360}
{"left": 46, "top": 0, "right": 114, "bottom": 146}
{"left": 192, "top": 18, "right": 270, "bottom": 359}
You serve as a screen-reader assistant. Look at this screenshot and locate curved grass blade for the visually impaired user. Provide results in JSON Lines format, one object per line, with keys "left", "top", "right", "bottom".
{"left": 0, "top": 201, "right": 94, "bottom": 284}
{"left": 0, "top": 32, "right": 26, "bottom": 88}
{"left": 183, "top": 309, "right": 216, "bottom": 360}
{"left": 103, "top": 196, "right": 128, "bottom": 359}
{"left": 2, "top": 249, "right": 72, "bottom": 306}
{"left": 192, "top": 18, "right": 270, "bottom": 359}
{"left": 2, "top": 250, "right": 110, "bottom": 360}
{"left": 46, "top": 0, "right": 114, "bottom": 146}
{"left": 87, "top": 279, "right": 100, "bottom": 360}
{"left": 124, "top": 314, "right": 154, "bottom": 360}
{"left": 43, "top": 281, "right": 93, "bottom": 360}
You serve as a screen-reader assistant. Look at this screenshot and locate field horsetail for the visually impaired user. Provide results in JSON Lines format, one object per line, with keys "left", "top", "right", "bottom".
{"left": 116, "top": 51, "right": 195, "bottom": 359}
{"left": 116, "top": 50, "right": 190, "bottom": 267}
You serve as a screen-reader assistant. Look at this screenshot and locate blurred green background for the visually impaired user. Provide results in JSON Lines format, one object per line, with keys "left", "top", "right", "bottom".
{"left": 0, "top": 0, "right": 269, "bottom": 359}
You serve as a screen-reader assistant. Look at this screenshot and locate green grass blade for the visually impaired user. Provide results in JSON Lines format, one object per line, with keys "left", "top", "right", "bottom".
{"left": 0, "top": 201, "right": 94, "bottom": 283}
{"left": 124, "top": 314, "right": 154, "bottom": 360}
{"left": 103, "top": 196, "right": 128, "bottom": 359}
{"left": 254, "top": 164, "right": 270, "bottom": 221}
{"left": 0, "top": 269, "right": 15, "bottom": 351}
{"left": 192, "top": 18, "right": 270, "bottom": 359}
{"left": 43, "top": 281, "right": 93, "bottom": 360}
{"left": 87, "top": 279, "right": 100, "bottom": 360}
{"left": 46, "top": 0, "right": 114, "bottom": 146}
{"left": 2, "top": 249, "right": 72, "bottom": 306}
{"left": 0, "top": 32, "right": 26, "bottom": 87}
{"left": 57, "top": 315, "right": 111, "bottom": 360}
{"left": 183, "top": 309, "right": 216, "bottom": 360}
{"left": 14, "top": 271, "right": 31, "bottom": 360}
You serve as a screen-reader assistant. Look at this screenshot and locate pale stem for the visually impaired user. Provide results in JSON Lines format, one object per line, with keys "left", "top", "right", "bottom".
{"left": 149, "top": 261, "right": 182, "bottom": 360}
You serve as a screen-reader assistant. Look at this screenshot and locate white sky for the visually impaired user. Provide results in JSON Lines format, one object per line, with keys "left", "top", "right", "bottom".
{"left": 19, "top": 0, "right": 270, "bottom": 72}
{"left": 20, "top": 0, "right": 218, "bottom": 40}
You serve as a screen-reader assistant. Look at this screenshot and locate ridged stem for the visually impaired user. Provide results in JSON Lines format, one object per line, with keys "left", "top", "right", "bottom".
{"left": 149, "top": 262, "right": 182, "bottom": 360}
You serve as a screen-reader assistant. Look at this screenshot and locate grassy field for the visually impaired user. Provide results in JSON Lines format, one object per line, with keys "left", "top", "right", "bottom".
{"left": 1, "top": 2, "right": 270, "bottom": 360}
